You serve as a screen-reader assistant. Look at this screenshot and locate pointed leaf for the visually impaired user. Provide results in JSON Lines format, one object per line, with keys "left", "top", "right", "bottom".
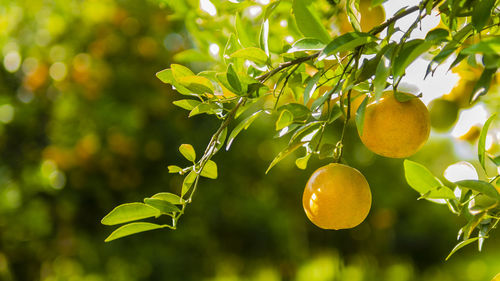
{"left": 446, "top": 237, "right": 481, "bottom": 260}
{"left": 404, "top": 160, "right": 455, "bottom": 199}
{"left": 226, "top": 64, "right": 242, "bottom": 94}
{"left": 171, "top": 64, "right": 195, "bottom": 80}
{"left": 230, "top": 47, "right": 268, "bottom": 65}
{"left": 173, "top": 99, "right": 202, "bottom": 111}
{"left": 104, "top": 222, "right": 165, "bottom": 242}
{"left": 478, "top": 114, "right": 496, "bottom": 170}
{"left": 318, "top": 32, "right": 376, "bottom": 61}
{"left": 289, "top": 38, "right": 325, "bottom": 53}
{"left": 181, "top": 171, "right": 197, "bottom": 197}
{"left": 177, "top": 76, "right": 214, "bottom": 95}
{"left": 472, "top": 0, "right": 496, "bottom": 32}
{"left": 455, "top": 180, "right": 500, "bottom": 200}
{"left": 276, "top": 110, "right": 294, "bottom": 131}
{"left": 292, "top": 0, "right": 331, "bottom": 44}
{"left": 355, "top": 95, "right": 369, "bottom": 136}
{"left": 303, "top": 72, "right": 321, "bottom": 105}
{"left": 266, "top": 142, "right": 305, "bottom": 174}
{"left": 151, "top": 192, "right": 184, "bottom": 204}
{"left": 101, "top": 203, "right": 160, "bottom": 226}
{"left": 259, "top": 19, "right": 270, "bottom": 56}
{"left": 226, "top": 111, "right": 263, "bottom": 150}
{"left": 144, "top": 198, "right": 181, "bottom": 213}
{"left": 200, "top": 160, "right": 218, "bottom": 179}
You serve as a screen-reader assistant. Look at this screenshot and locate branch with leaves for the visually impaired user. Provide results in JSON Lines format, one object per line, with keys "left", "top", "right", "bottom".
{"left": 101, "top": 0, "right": 500, "bottom": 259}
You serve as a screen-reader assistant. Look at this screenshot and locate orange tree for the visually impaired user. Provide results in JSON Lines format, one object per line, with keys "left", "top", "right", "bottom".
{"left": 102, "top": 0, "right": 500, "bottom": 259}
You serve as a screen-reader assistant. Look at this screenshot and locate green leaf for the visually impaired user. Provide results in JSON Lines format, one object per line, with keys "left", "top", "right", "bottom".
{"left": 295, "top": 153, "right": 311, "bottom": 169}
{"left": 259, "top": 19, "right": 270, "bottom": 56}
{"left": 226, "top": 110, "right": 263, "bottom": 150}
{"left": 478, "top": 114, "right": 496, "bottom": 170}
{"left": 355, "top": 95, "right": 369, "bottom": 136}
{"left": 177, "top": 76, "right": 214, "bottom": 95}
{"left": 156, "top": 69, "right": 192, "bottom": 95}
{"left": 173, "top": 49, "right": 213, "bottom": 63}
{"left": 289, "top": 38, "right": 326, "bottom": 52}
{"left": 151, "top": 192, "right": 184, "bottom": 204}
{"left": 425, "top": 28, "right": 449, "bottom": 42}
{"left": 264, "top": 0, "right": 281, "bottom": 19}
{"left": 455, "top": 180, "right": 500, "bottom": 200}
{"left": 223, "top": 33, "right": 242, "bottom": 64}
{"left": 230, "top": 47, "right": 268, "bottom": 65}
{"left": 276, "top": 110, "right": 294, "bottom": 131}
{"left": 181, "top": 171, "right": 197, "bottom": 197}
{"left": 200, "top": 160, "right": 218, "bottom": 179}
{"left": 266, "top": 142, "right": 305, "bottom": 174}
{"left": 179, "top": 144, "right": 196, "bottom": 162}
{"left": 346, "top": 0, "right": 361, "bottom": 32}
{"left": 144, "top": 198, "right": 181, "bottom": 213}
{"left": 472, "top": 0, "right": 495, "bottom": 31}
{"left": 373, "top": 45, "right": 393, "bottom": 100}
{"left": 462, "top": 37, "right": 500, "bottom": 55}
{"left": 303, "top": 72, "right": 321, "bottom": 106}
{"left": 189, "top": 103, "right": 221, "bottom": 117}
{"left": 292, "top": 0, "right": 331, "bottom": 44}
{"left": 445, "top": 237, "right": 481, "bottom": 260}
{"left": 277, "top": 103, "right": 311, "bottom": 122}
{"left": 489, "top": 155, "right": 500, "bottom": 166}
{"left": 172, "top": 99, "right": 202, "bottom": 111}
{"left": 104, "top": 222, "right": 165, "bottom": 242}
{"left": 404, "top": 160, "right": 455, "bottom": 200}
{"left": 171, "top": 64, "right": 195, "bottom": 80}
{"left": 235, "top": 13, "right": 255, "bottom": 48}
{"left": 318, "top": 143, "right": 335, "bottom": 159}
{"left": 393, "top": 39, "right": 433, "bottom": 79}
{"left": 318, "top": 32, "right": 376, "bottom": 61}
{"left": 226, "top": 64, "right": 242, "bottom": 94}
{"left": 470, "top": 68, "right": 497, "bottom": 103}
{"left": 101, "top": 203, "right": 160, "bottom": 226}
{"left": 167, "top": 165, "right": 183, "bottom": 173}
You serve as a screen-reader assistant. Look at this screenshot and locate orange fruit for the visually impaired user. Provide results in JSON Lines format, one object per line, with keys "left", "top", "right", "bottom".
{"left": 303, "top": 163, "right": 371, "bottom": 230}
{"left": 359, "top": 91, "right": 430, "bottom": 158}
{"left": 492, "top": 272, "right": 500, "bottom": 281}
{"left": 428, "top": 98, "right": 459, "bottom": 131}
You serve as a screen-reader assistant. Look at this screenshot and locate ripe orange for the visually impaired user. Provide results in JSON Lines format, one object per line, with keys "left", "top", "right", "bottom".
{"left": 359, "top": 91, "right": 430, "bottom": 158}
{"left": 303, "top": 163, "right": 371, "bottom": 230}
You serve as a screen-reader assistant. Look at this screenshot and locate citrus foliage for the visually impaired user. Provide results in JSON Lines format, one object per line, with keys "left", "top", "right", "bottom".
{"left": 102, "top": 0, "right": 500, "bottom": 259}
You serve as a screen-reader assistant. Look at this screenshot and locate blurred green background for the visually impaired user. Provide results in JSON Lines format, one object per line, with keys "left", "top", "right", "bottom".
{"left": 0, "top": 0, "right": 499, "bottom": 280}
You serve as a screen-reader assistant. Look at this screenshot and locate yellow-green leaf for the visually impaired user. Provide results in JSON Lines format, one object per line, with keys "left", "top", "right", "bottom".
{"left": 104, "top": 222, "right": 165, "bottom": 242}
{"left": 101, "top": 203, "right": 160, "bottom": 226}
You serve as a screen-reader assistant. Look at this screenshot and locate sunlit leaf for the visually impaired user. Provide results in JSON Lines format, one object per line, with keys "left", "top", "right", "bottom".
{"left": 230, "top": 47, "right": 268, "bottom": 65}
{"left": 179, "top": 144, "right": 196, "bottom": 162}
{"left": 259, "top": 19, "right": 270, "bottom": 56}
{"left": 318, "top": 32, "right": 376, "bottom": 61}
{"left": 171, "top": 64, "right": 195, "bottom": 80}
{"left": 173, "top": 99, "right": 202, "bottom": 111}
{"left": 151, "top": 192, "right": 184, "bottom": 205}
{"left": 144, "top": 198, "right": 181, "bottom": 213}
{"left": 470, "top": 68, "right": 497, "bottom": 103}
{"left": 446, "top": 237, "right": 481, "bottom": 260}
{"left": 295, "top": 153, "right": 311, "bottom": 169}
{"left": 104, "top": 222, "right": 165, "bottom": 242}
{"left": 276, "top": 109, "right": 294, "bottom": 131}
{"left": 226, "top": 64, "right": 242, "bottom": 94}
{"left": 393, "top": 39, "right": 432, "bottom": 79}
{"left": 168, "top": 165, "right": 183, "bottom": 173}
{"left": 373, "top": 45, "right": 393, "bottom": 100}
{"left": 101, "top": 203, "right": 160, "bottom": 226}
{"left": 226, "top": 110, "right": 263, "bottom": 150}
{"left": 289, "top": 38, "right": 325, "bottom": 53}
{"left": 292, "top": 0, "right": 331, "bottom": 44}
{"left": 355, "top": 95, "right": 369, "bottom": 136}
{"left": 303, "top": 72, "right": 321, "bottom": 105}
{"left": 472, "top": 0, "right": 496, "bottom": 31}
{"left": 478, "top": 114, "right": 496, "bottom": 170}
{"left": 177, "top": 75, "right": 214, "bottom": 95}
{"left": 200, "top": 160, "right": 218, "bottom": 179}
{"left": 455, "top": 180, "right": 500, "bottom": 200}
{"left": 266, "top": 142, "right": 305, "bottom": 174}
{"left": 181, "top": 171, "right": 197, "bottom": 197}
{"left": 404, "top": 160, "right": 455, "bottom": 200}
